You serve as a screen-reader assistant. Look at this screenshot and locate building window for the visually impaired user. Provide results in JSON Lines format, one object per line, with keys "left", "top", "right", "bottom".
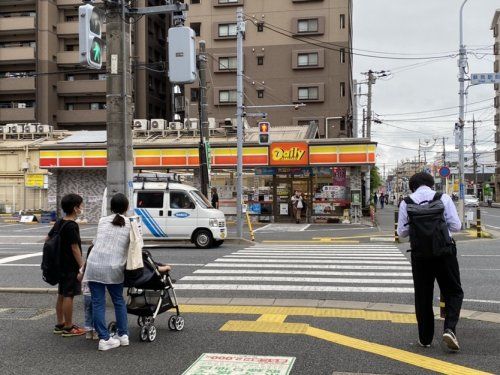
{"left": 66, "top": 75, "right": 75, "bottom": 81}
{"left": 218, "top": 23, "right": 237, "bottom": 37}
{"left": 191, "top": 88, "right": 200, "bottom": 102}
{"left": 190, "top": 22, "right": 201, "bottom": 36}
{"left": 191, "top": 0, "right": 200, "bottom": 4}
{"left": 91, "top": 103, "right": 100, "bottom": 110}
{"left": 257, "top": 56, "right": 264, "bottom": 65}
{"left": 65, "top": 103, "right": 74, "bottom": 110}
{"left": 89, "top": 73, "right": 99, "bottom": 80}
{"left": 98, "top": 74, "right": 106, "bottom": 80}
{"left": 298, "top": 87, "right": 319, "bottom": 100}
{"left": 219, "top": 89, "right": 237, "bottom": 103}
{"left": 257, "top": 90, "right": 264, "bottom": 98}
{"left": 257, "top": 22, "right": 264, "bottom": 32}
{"left": 297, "top": 52, "right": 318, "bottom": 67}
{"left": 219, "top": 56, "right": 237, "bottom": 70}
{"left": 340, "top": 14, "right": 346, "bottom": 29}
{"left": 218, "top": 0, "right": 239, "bottom": 3}
{"left": 340, "top": 82, "right": 346, "bottom": 97}
{"left": 340, "top": 48, "right": 346, "bottom": 63}
{"left": 298, "top": 19, "right": 318, "bottom": 33}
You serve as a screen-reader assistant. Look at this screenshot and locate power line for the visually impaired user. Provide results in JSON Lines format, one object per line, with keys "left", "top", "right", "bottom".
{"left": 376, "top": 97, "right": 494, "bottom": 116}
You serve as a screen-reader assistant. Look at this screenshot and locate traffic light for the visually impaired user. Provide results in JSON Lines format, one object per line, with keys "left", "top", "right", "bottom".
{"left": 79, "top": 4, "right": 104, "bottom": 69}
{"left": 258, "top": 121, "right": 270, "bottom": 145}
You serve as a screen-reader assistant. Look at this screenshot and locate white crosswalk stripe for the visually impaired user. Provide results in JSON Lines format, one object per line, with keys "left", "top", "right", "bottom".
{"left": 175, "top": 244, "right": 414, "bottom": 294}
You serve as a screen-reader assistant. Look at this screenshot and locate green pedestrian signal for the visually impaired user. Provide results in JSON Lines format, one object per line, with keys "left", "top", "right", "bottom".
{"left": 79, "top": 4, "right": 104, "bottom": 69}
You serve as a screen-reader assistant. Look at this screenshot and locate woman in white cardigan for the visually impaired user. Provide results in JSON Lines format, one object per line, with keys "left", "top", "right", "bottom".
{"left": 83, "top": 193, "right": 131, "bottom": 351}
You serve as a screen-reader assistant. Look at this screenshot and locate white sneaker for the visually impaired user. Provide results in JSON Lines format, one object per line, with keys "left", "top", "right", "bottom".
{"left": 116, "top": 334, "right": 129, "bottom": 346}
{"left": 98, "top": 337, "right": 120, "bottom": 351}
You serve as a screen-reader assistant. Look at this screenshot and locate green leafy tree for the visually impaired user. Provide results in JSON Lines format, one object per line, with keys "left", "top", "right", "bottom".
{"left": 370, "top": 166, "right": 382, "bottom": 193}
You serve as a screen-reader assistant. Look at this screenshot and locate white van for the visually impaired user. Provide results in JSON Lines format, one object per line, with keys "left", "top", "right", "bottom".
{"left": 102, "top": 174, "right": 227, "bottom": 248}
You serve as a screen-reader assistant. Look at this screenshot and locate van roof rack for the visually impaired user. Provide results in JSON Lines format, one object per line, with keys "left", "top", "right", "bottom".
{"left": 133, "top": 173, "right": 181, "bottom": 183}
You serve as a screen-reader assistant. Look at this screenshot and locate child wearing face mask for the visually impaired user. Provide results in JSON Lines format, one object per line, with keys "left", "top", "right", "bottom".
{"left": 48, "top": 194, "right": 86, "bottom": 337}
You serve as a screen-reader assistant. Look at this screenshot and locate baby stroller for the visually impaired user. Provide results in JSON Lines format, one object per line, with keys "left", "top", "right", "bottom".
{"left": 109, "top": 250, "right": 184, "bottom": 342}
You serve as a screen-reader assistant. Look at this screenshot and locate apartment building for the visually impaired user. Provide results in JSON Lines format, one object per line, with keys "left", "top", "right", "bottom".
{"left": 0, "top": 0, "right": 169, "bottom": 130}
{"left": 185, "top": 0, "right": 353, "bottom": 138}
{"left": 493, "top": 10, "right": 500, "bottom": 201}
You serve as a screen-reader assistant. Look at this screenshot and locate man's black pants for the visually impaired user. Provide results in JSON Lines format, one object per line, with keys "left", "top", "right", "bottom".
{"left": 411, "top": 252, "right": 464, "bottom": 345}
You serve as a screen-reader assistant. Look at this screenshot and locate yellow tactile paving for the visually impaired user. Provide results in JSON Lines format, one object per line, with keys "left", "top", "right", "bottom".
{"left": 179, "top": 304, "right": 417, "bottom": 324}
{"left": 256, "top": 314, "right": 288, "bottom": 323}
{"left": 220, "top": 320, "right": 493, "bottom": 375}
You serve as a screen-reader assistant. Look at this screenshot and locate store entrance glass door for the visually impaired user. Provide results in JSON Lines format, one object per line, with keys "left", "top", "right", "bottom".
{"left": 273, "top": 177, "right": 311, "bottom": 222}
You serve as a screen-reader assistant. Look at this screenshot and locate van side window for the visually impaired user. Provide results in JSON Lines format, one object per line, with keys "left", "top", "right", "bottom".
{"left": 170, "top": 191, "right": 195, "bottom": 210}
{"left": 137, "top": 192, "right": 164, "bottom": 208}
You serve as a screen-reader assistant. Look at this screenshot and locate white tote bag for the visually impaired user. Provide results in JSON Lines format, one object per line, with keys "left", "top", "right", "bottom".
{"left": 126, "top": 217, "right": 144, "bottom": 275}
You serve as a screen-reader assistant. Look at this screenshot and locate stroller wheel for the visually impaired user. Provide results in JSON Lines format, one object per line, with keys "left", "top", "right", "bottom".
{"left": 137, "top": 316, "right": 145, "bottom": 327}
{"left": 108, "top": 321, "right": 117, "bottom": 335}
{"left": 140, "top": 326, "right": 148, "bottom": 342}
{"left": 146, "top": 325, "right": 157, "bottom": 342}
{"left": 174, "top": 316, "right": 185, "bottom": 331}
{"left": 168, "top": 315, "right": 176, "bottom": 331}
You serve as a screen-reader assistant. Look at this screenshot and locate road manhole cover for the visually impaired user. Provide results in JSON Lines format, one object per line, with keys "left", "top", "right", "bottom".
{"left": 0, "top": 308, "right": 53, "bottom": 320}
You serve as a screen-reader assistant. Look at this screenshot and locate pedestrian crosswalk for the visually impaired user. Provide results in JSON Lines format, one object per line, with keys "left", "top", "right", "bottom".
{"left": 175, "top": 244, "right": 415, "bottom": 294}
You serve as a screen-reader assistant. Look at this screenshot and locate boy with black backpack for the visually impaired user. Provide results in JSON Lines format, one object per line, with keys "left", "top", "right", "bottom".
{"left": 397, "top": 172, "right": 463, "bottom": 351}
{"left": 45, "top": 194, "right": 86, "bottom": 337}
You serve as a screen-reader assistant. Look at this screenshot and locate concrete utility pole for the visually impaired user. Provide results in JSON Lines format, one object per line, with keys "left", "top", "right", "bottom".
{"left": 106, "top": 0, "right": 134, "bottom": 212}
{"left": 468, "top": 117, "right": 483, "bottom": 197}
{"left": 366, "top": 70, "right": 374, "bottom": 139}
{"left": 457, "top": 0, "right": 469, "bottom": 227}
{"left": 198, "top": 40, "right": 209, "bottom": 197}
{"left": 236, "top": 7, "right": 244, "bottom": 238}
{"left": 352, "top": 80, "right": 358, "bottom": 138}
{"left": 442, "top": 137, "right": 447, "bottom": 166}
{"left": 362, "top": 108, "right": 366, "bottom": 138}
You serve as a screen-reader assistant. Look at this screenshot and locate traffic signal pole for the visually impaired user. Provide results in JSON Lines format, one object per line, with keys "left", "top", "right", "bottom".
{"left": 105, "top": 1, "right": 134, "bottom": 213}
{"left": 198, "top": 40, "right": 209, "bottom": 197}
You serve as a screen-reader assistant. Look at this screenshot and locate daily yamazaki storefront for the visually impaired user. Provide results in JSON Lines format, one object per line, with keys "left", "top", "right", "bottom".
{"left": 39, "top": 140, "right": 376, "bottom": 223}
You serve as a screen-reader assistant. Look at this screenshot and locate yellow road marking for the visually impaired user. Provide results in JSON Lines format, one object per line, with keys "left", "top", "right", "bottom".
{"left": 220, "top": 320, "right": 492, "bottom": 375}
{"left": 257, "top": 314, "right": 288, "bottom": 323}
{"left": 179, "top": 304, "right": 416, "bottom": 324}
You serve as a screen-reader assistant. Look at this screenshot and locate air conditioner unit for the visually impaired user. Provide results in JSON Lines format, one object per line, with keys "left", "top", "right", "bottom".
{"left": 28, "top": 122, "right": 41, "bottom": 129}
{"left": 169, "top": 121, "right": 184, "bottom": 131}
{"left": 133, "top": 119, "right": 150, "bottom": 131}
{"left": 10, "top": 124, "right": 19, "bottom": 133}
{"left": 17, "top": 103, "right": 26, "bottom": 109}
{"left": 186, "top": 118, "right": 198, "bottom": 131}
{"left": 208, "top": 117, "right": 217, "bottom": 129}
{"left": 24, "top": 124, "right": 36, "bottom": 133}
{"left": 0, "top": 126, "right": 4, "bottom": 134}
{"left": 150, "top": 119, "right": 167, "bottom": 131}
{"left": 37, "top": 124, "right": 52, "bottom": 133}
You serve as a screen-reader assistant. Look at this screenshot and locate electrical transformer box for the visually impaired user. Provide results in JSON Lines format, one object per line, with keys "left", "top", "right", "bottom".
{"left": 168, "top": 27, "right": 196, "bottom": 84}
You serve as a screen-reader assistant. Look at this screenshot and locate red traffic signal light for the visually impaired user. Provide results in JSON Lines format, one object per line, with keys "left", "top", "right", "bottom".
{"left": 258, "top": 121, "right": 270, "bottom": 133}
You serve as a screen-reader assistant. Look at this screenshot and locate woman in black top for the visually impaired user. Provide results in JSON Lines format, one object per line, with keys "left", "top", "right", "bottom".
{"left": 211, "top": 187, "right": 219, "bottom": 209}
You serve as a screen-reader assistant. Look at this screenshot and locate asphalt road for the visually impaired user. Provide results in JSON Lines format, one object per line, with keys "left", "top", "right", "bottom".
{"left": 0, "top": 219, "right": 499, "bottom": 374}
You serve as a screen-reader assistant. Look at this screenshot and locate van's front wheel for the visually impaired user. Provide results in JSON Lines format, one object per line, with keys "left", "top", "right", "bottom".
{"left": 194, "top": 229, "right": 213, "bottom": 249}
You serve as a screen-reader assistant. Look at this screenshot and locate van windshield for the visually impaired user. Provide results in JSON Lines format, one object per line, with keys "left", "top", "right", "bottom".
{"left": 190, "top": 190, "right": 213, "bottom": 209}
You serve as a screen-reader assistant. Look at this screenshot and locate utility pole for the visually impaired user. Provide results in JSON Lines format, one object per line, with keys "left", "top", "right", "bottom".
{"left": 362, "top": 108, "right": 366, "bottom": 138}
{"left": 106, "top": 1, "right": 134, "bottom": 212}
{"left": 366, "top": 70, "right": 374, "bottom": 139}
{"left": 458, "top": 0, "right": 469, "bottom": 227}
{"left": 468, "top": 116, "right": 483, "bottom": 197}
{"left": 418, "top": 139, "right": 421, "bottom": 166}
{"left": 352, "top": 80, "right": 358, "bottom": 138}
{"left": 442, "top": 137, "right": 447, "bottom": 166}
{"left": 236, "top": 7, "right": 244, "bottom": 238}
{"left": 198, "top": 40, "right": 209, "bottom": 197}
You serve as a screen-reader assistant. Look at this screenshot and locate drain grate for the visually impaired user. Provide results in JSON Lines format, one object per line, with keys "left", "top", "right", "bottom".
{"left": 0, "top": 308, "right": 54, "bottom": 320}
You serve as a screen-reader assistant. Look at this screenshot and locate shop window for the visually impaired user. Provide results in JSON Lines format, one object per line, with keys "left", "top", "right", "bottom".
{"left": 137, "top": 192, "right": 164, "bottom": 208}
{"left": 257, "top": 56, "right": 264, "bottom": 65}
{"left": 170, "top": 191, "right": 195, "bottom": 210}
{"left": 219, "top": 56, "right": 237, "bottom": 70}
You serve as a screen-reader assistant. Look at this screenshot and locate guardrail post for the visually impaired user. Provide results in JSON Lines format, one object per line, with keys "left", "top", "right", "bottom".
{"left": 476, "top": 207, "right": 481, "bottom": 238}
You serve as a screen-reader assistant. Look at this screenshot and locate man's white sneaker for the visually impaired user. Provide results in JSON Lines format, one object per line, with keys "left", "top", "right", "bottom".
{"left": 442, "top": 329, "right": 460, "bottom": 351}
{"left": 98, "top": 337, "right": 120, "bottom": 351}
{"left": 116, "top": 334, "right": 129, "bottom": 346}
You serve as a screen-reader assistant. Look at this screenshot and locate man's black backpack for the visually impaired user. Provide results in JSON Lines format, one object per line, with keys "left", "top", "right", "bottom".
{"left": 41, "top": 220, "right": 69, "bottom": 285}
{"left": 404, "top": 192, "right": 455, "bottom": 258}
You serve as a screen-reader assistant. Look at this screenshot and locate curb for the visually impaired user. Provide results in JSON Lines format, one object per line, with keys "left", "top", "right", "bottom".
{"left": 1, "top": 291, "right": 498, "bottom": 324}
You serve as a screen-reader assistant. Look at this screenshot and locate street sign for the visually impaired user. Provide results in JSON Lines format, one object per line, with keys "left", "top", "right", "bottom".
{"left": 471, "top": 73, "right": 500, "bottom": 85}
{"left": 439, "top": 166, "right": 451, "bottom": 178}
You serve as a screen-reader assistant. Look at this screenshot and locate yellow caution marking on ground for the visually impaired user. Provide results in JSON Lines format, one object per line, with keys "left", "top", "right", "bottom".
{"left": 256, "top": 314, "right": 288, "bottom": 323}
{"left": 220, "top": 319, "right": 493, "bottom": 375}
{"left": 179, "top": 304, "right": 416, "bottom": 324}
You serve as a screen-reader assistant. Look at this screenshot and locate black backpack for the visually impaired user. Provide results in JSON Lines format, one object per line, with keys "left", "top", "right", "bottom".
{"left": 41, "top": 220, "right": 69, "bottom": 285}
{"left": 404, "top": 192, "right": 455, "bottom": 258}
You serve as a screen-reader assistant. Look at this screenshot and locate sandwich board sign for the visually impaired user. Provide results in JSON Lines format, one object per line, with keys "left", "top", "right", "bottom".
{"left": 182, "top": 353, "right": 295, "bottom": 375}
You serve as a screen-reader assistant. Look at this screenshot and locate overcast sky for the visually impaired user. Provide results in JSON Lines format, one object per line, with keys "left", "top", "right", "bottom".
{"left": 353, "top": 0, "right": 498, "bottom": 174}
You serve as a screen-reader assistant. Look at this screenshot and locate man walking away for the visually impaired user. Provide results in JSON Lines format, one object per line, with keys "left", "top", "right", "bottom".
{"left": 373, "top": 193, "right": 378, "bottom": 208}
{"left": 211, "top": 187, "right": 219, "bottom": 209}
{"left": 397, "top": 172, "right": 463, "bottom": 351}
